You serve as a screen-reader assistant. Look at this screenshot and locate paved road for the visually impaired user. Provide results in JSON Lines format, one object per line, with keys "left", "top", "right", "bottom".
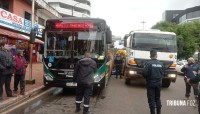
{"left": 11, "top": 75, "right": 199, "bottom": 114}
{"left": 93, "top": 75, "right": 198, "bottom": 114}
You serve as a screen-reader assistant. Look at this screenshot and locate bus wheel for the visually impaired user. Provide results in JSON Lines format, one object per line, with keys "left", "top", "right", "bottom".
{"left": 125, "top": 78, "right": 131, "bottom": 85}
{"left": 101, "top": 77, "right": 106, "bottom": 89}
{"left": 43, "top": 77, "right": 47, "bottom": 87}
{"left": 162, "top": 79, "right": 171, "bottom": 88}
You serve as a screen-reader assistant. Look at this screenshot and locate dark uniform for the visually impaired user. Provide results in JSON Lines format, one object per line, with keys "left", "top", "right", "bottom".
{"left": 73, "top": 53, "right": 97, "bottom": 114}
{"left": 188, "top": 65, "right": 200, "bottom": 114}
{"left": 114, "top": 54, "right": 123, "bottom": 78}
{"left": 0, "top": 42, "right": 16, "bottom": 100}
{"left": 143, "top": 50, "right": 165, "bottom": 114}
{"left": 181, "top": 58, "right": 199, "bottom": 99}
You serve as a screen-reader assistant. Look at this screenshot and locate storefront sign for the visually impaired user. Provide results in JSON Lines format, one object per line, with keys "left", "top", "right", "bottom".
{"left": 0, "top": 8, "right": 43, "bottom": 37}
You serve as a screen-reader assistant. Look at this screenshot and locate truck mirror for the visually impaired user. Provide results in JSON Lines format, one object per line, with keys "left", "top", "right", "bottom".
{"left": 123, "top": 34, "right": 129, "bottom": 47}
{"left": 106, "top": 28, "right": 112, "bottom": 44}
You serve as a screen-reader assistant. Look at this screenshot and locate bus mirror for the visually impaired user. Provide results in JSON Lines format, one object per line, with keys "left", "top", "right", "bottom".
{"left": 198, "top": 52, "right": 200, "bottom": 62}
{"left": 106, "top": 29, "right": 112, "bottom": 44}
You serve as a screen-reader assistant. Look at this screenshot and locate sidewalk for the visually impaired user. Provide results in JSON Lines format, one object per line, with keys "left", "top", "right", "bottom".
{"left": 0, "top": 63, "right": 44, "bottom": 103}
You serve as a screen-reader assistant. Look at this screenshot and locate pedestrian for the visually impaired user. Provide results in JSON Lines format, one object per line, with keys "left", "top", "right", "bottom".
{"left": 114, "top": 53, "right": 123, "bottom": 78}
{"left": 13, "top": 50, "right": 28, "bottom": 95}
{"left": 186, "top": 67, "right": 200, "bottom": 114}
{"left": 181, "top": 57, "right": 198, "bottom": 100}
{"left": 143, "top": 49, "right": 165, "bottom": 114}
{"left": 73, "top": 52, "right": 97, "bottom": 114}
{"left": 0, "top": 41, "right": 16, "bottom": 100}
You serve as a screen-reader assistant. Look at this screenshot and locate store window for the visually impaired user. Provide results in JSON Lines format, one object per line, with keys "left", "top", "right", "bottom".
{"left": 0, "top": 0, "right": 10, "bottom": 11}
{"left": 25, "top": 11, "right": 31, "bottom": 21}
{"left": 38, "top": 17, "right": 45, "bottom": 26}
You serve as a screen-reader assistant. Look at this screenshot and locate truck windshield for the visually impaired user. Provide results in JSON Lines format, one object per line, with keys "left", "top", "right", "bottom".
{"left": 132, "top": 33, "right": 177, "bottom": 52}
{"left": 45, "top": 31, "right": 104, "bottom": 59}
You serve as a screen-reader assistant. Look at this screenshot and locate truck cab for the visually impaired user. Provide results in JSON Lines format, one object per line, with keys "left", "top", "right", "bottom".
{"left": 123, "top": 30, "right": 177, "bottom": 88}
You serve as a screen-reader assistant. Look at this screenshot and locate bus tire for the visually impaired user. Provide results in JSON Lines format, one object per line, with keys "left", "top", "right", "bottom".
{"left": 125, "top": 78, "right": 131, "bottom": 85}
{"left": 101, "top": 77, "right": 106, "bottom": 89}
{"left": 162, "top": 79, "right": 171, "bottom": 88}
{"left": 43, "top": 77, "right": 47, "bottom": 87}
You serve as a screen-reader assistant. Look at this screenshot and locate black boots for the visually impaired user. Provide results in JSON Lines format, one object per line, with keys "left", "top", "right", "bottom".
{"left": 75, "top": 103, "right": 81, "bottom": 113}
{"left": 156, "top": 108, "right": 161, "bottom": 114}
{"left": 83, "top": 107, "right": 92, "bottom": 114}
{"left": 150, "top": 108, "right": 155, "bottom": 114}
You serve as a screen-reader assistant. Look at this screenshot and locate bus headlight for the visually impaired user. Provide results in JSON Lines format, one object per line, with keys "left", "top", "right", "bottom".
{"left": 94, "top": 74, "right": 102, "bottom": 82}
{"left": 129, "top": 70, "right": 137, "bottom": 75}
{"left": 44, "top": 73, "right": 54, "bottom": 81}
{"left": 168, "top": 74, "right": 176, "bottom": 78}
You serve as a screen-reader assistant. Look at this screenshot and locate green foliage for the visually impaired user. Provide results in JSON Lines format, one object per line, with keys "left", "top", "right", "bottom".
{"left": 152, "top": 21, "right": 200, "bottom": 59}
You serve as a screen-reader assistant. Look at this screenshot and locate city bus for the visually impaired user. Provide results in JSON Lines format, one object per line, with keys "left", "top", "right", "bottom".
{"left": 42, "top": 17, "right": 112, "bottom": 90}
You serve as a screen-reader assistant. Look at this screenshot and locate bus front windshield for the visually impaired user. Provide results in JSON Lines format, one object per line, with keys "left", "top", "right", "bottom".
{"left": 132, "top": 33, "right": 177, "bottom": 52}
{"left": 45, "top": 31, "right": 105, "bottom": 59}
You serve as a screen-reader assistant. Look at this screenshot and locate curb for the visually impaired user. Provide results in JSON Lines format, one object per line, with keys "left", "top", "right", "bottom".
{"left": 0, "top": 85, "right": 48, "bottom": 113}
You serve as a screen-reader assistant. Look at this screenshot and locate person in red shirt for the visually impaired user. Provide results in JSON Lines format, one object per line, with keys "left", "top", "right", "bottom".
{"left": 13, "top": 50, "right": 28, "bottom": 95}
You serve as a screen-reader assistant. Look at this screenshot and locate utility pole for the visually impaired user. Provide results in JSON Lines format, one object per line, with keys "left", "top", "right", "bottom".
{"left": 141, "top": 21, "right": 146, "bottom": 30}
{"left": 26, "top": 0, "right": 35, "bottom": 84}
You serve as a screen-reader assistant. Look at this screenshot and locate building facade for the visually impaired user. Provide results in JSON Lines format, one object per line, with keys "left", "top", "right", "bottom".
{"left": 0, "top": 0, "right": 59, "bottom": 62}
{"left": 163, "top": 0, "right": 200, "bottom": 24}
{"left": 44, "top": 0, "right": 91, "bottom": 17}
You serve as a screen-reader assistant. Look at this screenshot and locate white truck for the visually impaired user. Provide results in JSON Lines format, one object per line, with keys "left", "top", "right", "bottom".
{"left": 123, "top": 30, "right": 177, "bottom": 88}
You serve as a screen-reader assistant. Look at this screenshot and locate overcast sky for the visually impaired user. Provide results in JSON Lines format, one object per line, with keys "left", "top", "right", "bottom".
{"left": 90, "top": 0, "right": 172, "bottom": 37}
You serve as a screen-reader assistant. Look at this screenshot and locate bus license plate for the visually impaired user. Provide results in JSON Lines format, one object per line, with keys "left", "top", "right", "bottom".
{"left": 66, "top": 82, "right": 77, "bottom": 86}
{"left": 65, "top": 71, "right": 74, "bottom": 77}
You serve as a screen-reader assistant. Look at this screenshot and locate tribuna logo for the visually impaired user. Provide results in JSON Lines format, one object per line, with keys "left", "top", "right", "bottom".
{"left": 166, "top": 100, "right": 196, "bottom": 107}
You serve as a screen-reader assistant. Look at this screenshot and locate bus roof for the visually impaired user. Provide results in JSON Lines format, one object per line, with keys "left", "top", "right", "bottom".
{"left": 46, "top": 17, "right": 106, "bottom": 24}
{"left": 131, "top": 30, "right": 176, "bottom": 35}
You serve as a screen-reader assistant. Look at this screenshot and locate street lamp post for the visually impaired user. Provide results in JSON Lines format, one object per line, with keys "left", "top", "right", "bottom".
{"left": 72, "top": 2, "right": 81, "bottom": 16}
{"left": 141, "top": 21, "right": 146, "bottom": 30}
{"left": 26, "top": 0, "right": 35, "bottom": 84}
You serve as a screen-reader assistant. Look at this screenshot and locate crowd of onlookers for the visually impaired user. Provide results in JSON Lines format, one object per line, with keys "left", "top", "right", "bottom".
{"left": 0, "top": 41, "right": 28, "bottom": 100}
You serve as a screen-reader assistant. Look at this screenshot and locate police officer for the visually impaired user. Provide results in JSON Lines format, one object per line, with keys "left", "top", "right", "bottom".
{"left": 143, "top": 49, "right": 165, "bottom": 114}
{"left": 187, "top": 66, "right": 200, "bottom": 114}
{"left": 73, "top": 52, "right": 97, "bottom": 114}
{"left": 114, "top": 53, "right": 123, "bottom": 78}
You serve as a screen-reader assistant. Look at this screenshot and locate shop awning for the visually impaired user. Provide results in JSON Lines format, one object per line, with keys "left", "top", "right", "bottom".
{"left": 0, "top": 28, "right": 27, "bottom": 40}
{"left": 0, "top": 28, "right": 44, "bottom": 44}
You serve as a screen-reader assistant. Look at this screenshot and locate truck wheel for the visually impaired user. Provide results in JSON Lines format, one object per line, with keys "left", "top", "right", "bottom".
{"left": 162, "top": 79, "right": 171, "bottom": 88}
{"left": 125, "top": 78, "right": 131, "bottom": 85}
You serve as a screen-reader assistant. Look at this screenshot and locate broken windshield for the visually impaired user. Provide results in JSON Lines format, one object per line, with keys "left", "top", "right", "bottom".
{"left": 45, "top": 31, "right": 105, "bottom": 59}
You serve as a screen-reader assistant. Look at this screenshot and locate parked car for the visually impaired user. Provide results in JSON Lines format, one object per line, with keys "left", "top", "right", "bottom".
{"left": 176, "top": 60, "right": 188, "bottom": 75}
